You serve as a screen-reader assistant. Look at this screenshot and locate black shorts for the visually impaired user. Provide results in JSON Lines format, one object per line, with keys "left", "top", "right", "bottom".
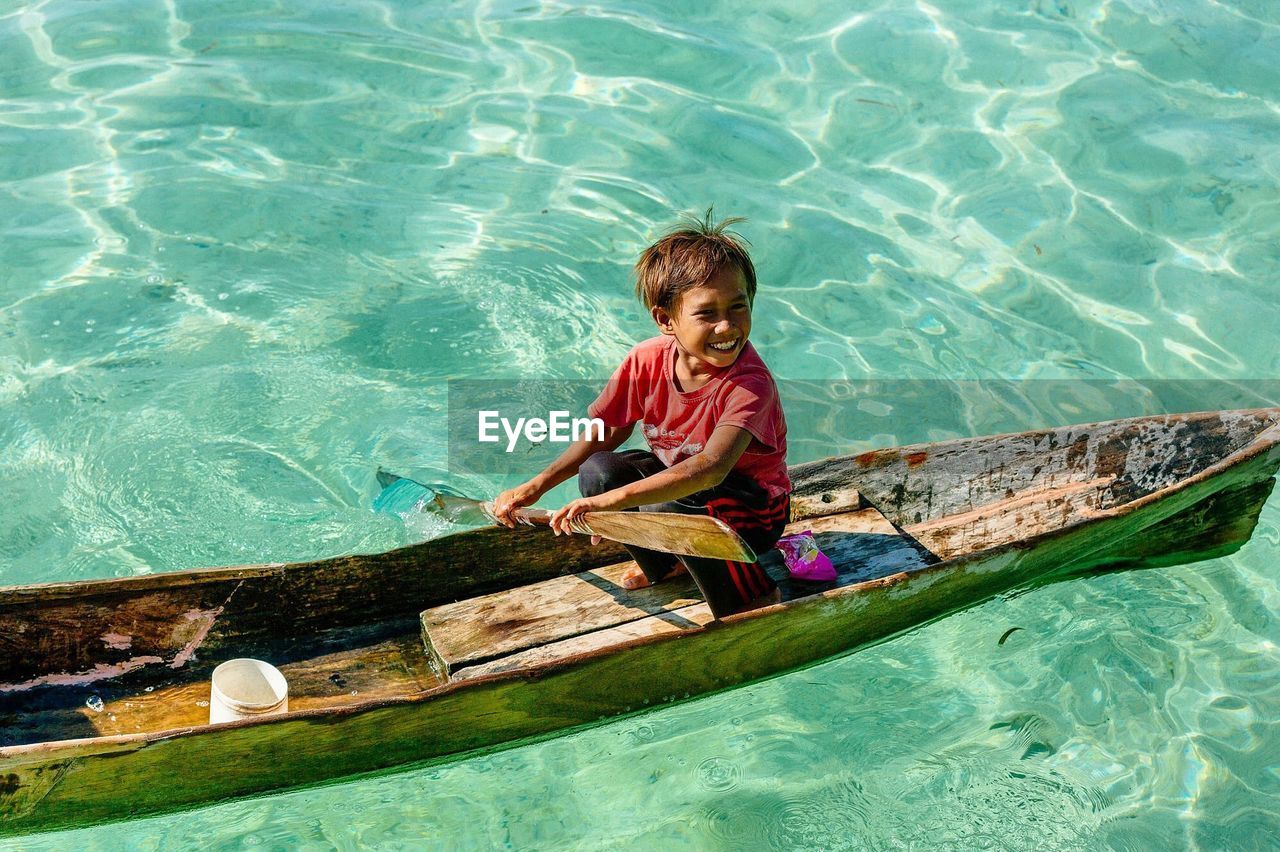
{"left": 578, "top": 449, "right": 790, "bottom": 617}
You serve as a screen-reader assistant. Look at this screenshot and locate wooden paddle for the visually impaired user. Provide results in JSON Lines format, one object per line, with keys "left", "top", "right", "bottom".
{"left": 374, "top": 470, "right": 757, "bottom": 562}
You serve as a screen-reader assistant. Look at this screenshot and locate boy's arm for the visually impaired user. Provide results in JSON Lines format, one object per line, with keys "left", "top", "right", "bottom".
{"left": 548, "top": 425, "right": 753, "bottom": 534}
{"left": 492, "top": 423, "right": 635, "bottom": 527}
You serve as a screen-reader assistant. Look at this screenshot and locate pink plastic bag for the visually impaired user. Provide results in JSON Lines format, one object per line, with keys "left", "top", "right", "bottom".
{"left": 776, "top": 531, "right": 836, "bottom": 582}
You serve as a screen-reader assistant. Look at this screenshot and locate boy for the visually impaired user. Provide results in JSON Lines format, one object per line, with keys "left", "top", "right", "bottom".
{"left": 492, "top": 212, "right": 790, "bottom": 617}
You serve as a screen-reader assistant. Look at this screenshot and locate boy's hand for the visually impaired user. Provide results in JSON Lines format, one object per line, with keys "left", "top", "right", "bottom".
{"left": 549, "top": 494, "right": 621, "bottom": 537}
{"left": 492, "top": 481, "right": 544, "bottom": 528}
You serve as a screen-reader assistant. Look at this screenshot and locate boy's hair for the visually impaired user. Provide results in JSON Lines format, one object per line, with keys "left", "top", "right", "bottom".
{"left": 634, "top": 208, "right": 757, "bottom": 311}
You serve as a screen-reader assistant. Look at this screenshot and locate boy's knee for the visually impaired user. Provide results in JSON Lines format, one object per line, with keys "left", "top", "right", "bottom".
{"left": 578, "top": 451, "right": 620, "bottom": 496}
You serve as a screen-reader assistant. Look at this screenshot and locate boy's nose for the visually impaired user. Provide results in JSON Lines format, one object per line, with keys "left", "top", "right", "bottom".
{"left": 713, "top": 319, "right": 733, "bottom": 334}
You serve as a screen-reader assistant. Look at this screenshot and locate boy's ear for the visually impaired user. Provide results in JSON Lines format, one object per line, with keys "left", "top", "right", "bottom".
{"left": 651, "top": 304, "right": 676, "bottom": 335}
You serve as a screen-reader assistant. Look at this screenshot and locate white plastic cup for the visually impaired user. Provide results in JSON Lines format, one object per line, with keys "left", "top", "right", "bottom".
{"left": 209, "top": 658, "right": 289, "bottom": 724}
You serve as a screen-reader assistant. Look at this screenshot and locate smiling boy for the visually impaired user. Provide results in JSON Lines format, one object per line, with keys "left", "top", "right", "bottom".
{"left": 493, "top": 212, "right": 790, "bottom": 617}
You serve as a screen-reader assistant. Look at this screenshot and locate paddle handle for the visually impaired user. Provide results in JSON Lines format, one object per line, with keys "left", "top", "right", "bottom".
{"left": 482, "top": 504, "right": 592, "bottom": 534}
{"left": 512, "top": 507, "right": 552, "bottom": 524}
{"left": 511, "top": 507, "right": 594, "bottom": 535}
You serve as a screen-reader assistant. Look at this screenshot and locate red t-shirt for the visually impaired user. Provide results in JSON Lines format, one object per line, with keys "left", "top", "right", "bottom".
{"left": 587, "top": 336, "right": 790, "bottom": 498}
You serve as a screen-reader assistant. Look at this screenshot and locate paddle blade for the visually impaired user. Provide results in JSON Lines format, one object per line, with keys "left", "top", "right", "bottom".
{"left": 371, "top": 476, "right": 435, "bottom": 516}
{"left": 579, "top": 511, "right": 757, "bottom": 562}
{"left": 373, "top": 470, "right": 492, "bottom": 525}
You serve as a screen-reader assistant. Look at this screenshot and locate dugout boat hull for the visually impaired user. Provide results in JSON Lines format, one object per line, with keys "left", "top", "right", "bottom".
{"left": 2, "top": 408, "right": 1278, "bottom": 835}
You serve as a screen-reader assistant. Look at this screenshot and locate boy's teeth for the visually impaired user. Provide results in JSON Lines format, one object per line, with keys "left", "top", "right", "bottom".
{"left": 710, "top": 340, "right": 737, "bottom": 351}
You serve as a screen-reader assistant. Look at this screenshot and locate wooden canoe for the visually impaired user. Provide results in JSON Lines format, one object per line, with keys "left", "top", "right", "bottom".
{"left": 2, "top": 408, "right": 1278, "bottom": 836}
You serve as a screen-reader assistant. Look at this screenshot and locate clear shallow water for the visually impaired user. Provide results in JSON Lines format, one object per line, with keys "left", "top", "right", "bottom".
{"left": 1, "top": 0, "right": 1278, "bottom": 847}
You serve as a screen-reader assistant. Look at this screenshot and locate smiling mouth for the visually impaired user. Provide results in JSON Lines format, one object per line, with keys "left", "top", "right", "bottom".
{"left": 708, "top": 339, "right": 739, "bottom": 352}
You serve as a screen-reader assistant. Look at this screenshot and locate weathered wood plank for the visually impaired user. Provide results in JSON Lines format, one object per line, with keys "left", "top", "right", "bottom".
{"left": 800, "top": 505, "right": 898, "bottom": 537}
{"left": 904, "top": 477, "right": 1112, "bottom": 560}
{"left": 790, "top": 488, "right": 862, "bottom": 520}
{"left": 453, "top": 603, "right": 717, "bottom": 680}
{"left": 421, "top": 562, "right": 703, "bottom": 675}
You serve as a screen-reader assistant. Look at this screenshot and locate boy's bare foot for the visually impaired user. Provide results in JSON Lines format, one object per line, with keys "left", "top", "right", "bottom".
{"left": 620, "top": 563, "right": 686, "bottom": 591}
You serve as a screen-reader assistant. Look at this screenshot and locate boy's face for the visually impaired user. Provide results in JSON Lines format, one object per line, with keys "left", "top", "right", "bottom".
{"left": 653, "top": 265, "right": 752, "bottom": 369}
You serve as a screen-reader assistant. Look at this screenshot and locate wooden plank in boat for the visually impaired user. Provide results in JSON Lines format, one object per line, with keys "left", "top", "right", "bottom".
{"left": 905, "top": 476, "right": 1112, "bottom": 560}
{"left": 420, "top": 561, "right": 704, "bottom": 675}
{"left": 453, "top": 602, "right": 716, "bottom": 680}
{"left": 424, "top": 506, "right": 933, "bottom": 677}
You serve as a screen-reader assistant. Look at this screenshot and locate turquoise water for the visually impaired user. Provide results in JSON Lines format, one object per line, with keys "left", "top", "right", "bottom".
{"left": 2, "top": 0, "right": 1279, "bottom": 847}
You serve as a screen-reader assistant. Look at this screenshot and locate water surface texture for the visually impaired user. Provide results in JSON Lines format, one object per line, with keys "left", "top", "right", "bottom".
{"left": 2, "top": 0, "right": 1279, "bottom": 847}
